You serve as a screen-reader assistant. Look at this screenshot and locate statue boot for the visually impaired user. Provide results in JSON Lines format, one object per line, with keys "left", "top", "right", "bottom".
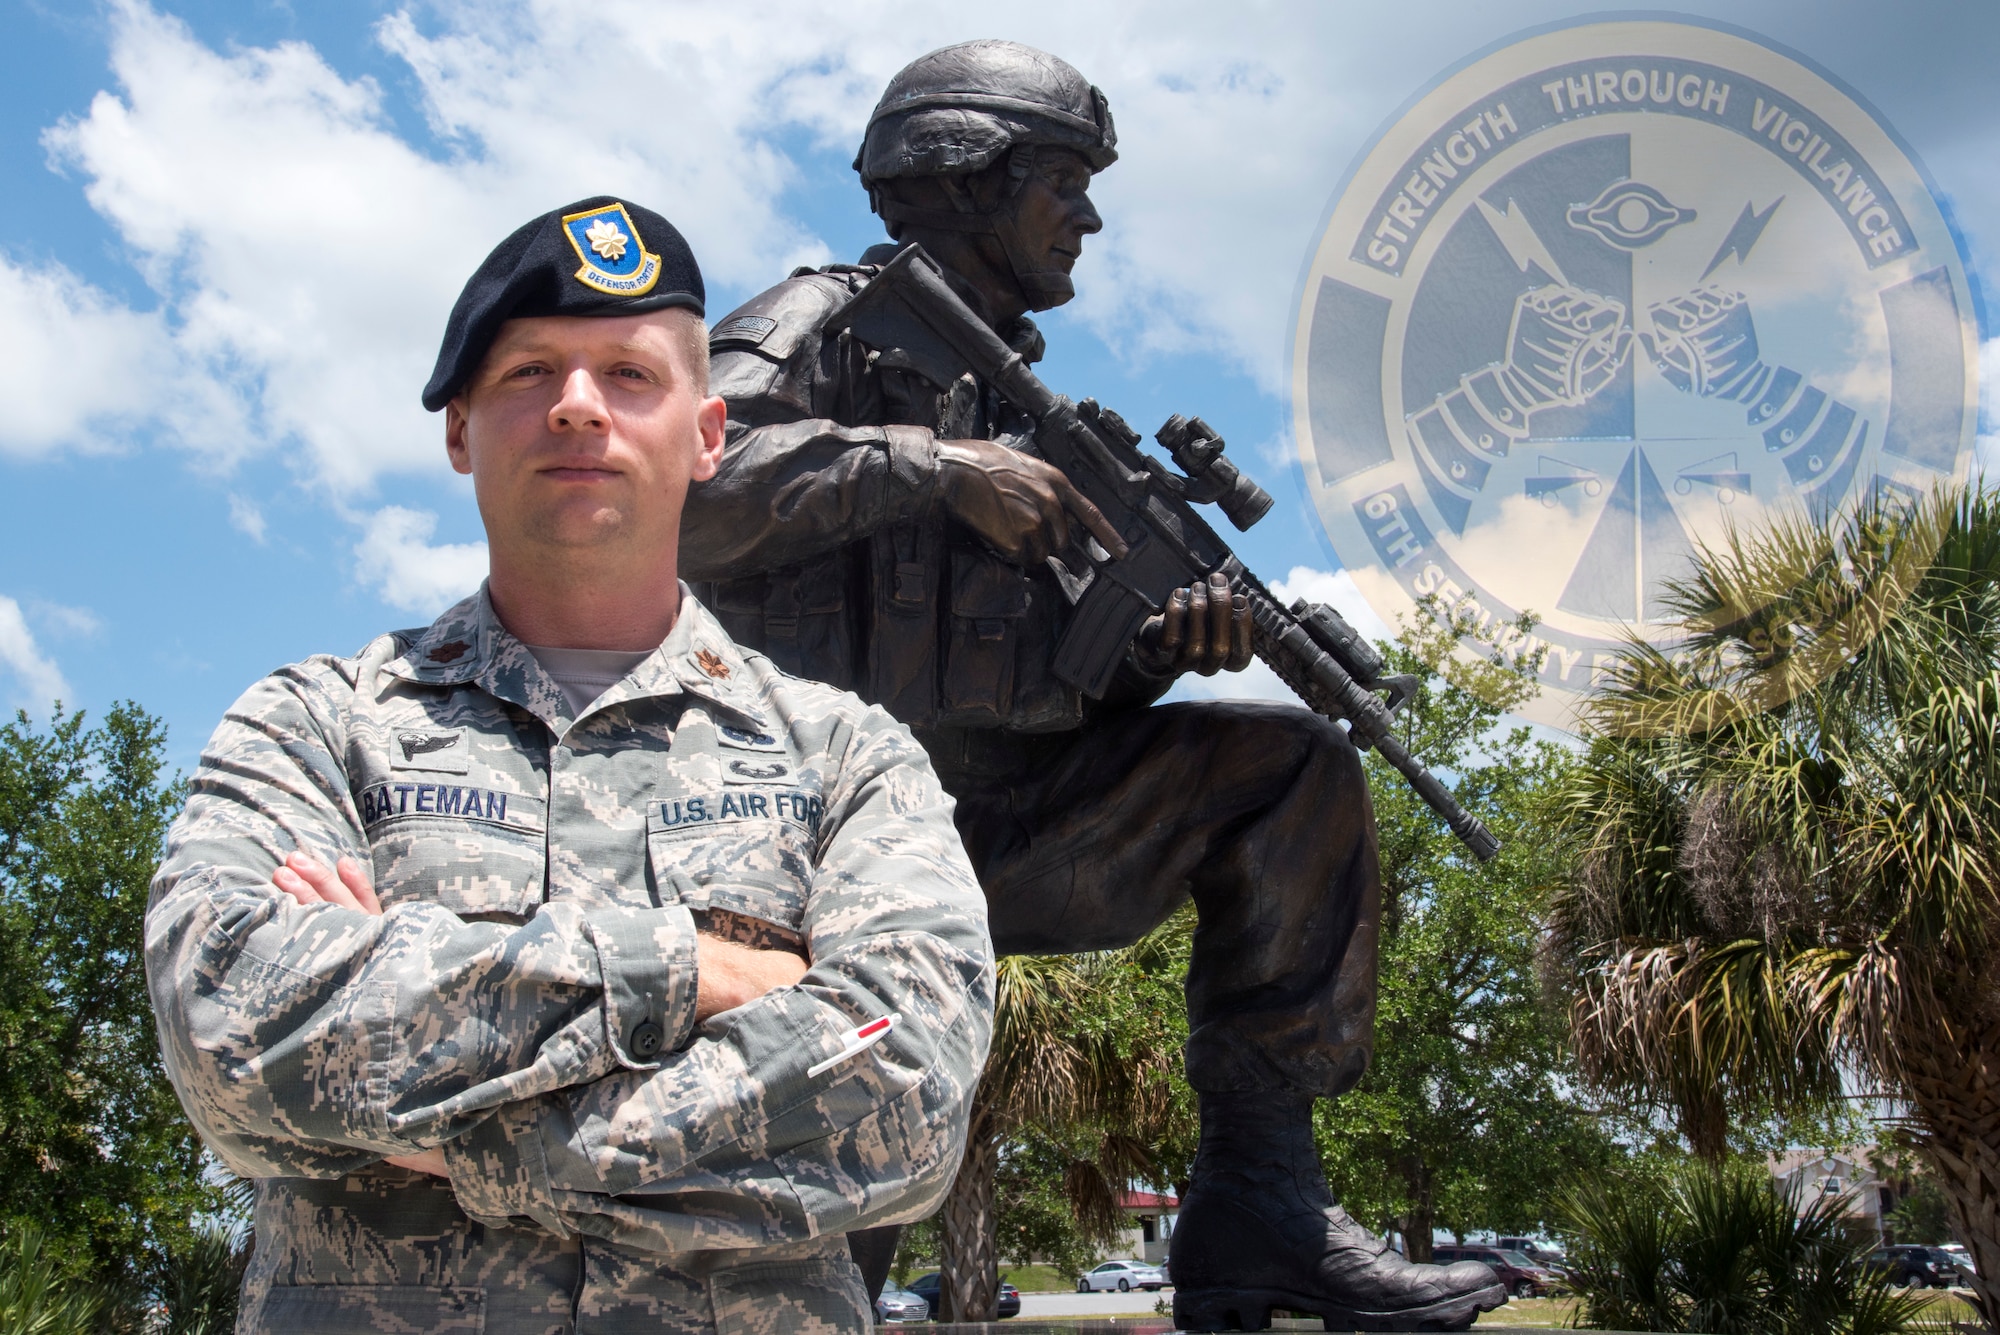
{"left": 1169, "top": 1093, "right": 1507, "bottom": 1331}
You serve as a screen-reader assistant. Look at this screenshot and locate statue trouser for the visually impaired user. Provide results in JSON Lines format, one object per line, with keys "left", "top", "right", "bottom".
{"left": 894, "top": 700, "right": 1503, "bottom": 1330}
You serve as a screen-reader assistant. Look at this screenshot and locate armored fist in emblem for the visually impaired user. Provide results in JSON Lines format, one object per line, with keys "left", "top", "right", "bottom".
{"left": 683, "top": 39, "right": 1506, "bottom": 1331}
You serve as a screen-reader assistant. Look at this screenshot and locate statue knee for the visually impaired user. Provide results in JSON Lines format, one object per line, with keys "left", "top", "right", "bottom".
{"left": 1292, "top": 710, "right": 1367, "bottom": 793}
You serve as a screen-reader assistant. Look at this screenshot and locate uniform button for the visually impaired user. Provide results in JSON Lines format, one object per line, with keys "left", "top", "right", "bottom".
{"left": 630, "top": 1021, "right": 664, "bottom": 1058}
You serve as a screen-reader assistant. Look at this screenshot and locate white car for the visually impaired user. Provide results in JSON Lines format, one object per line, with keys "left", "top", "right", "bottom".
{"left": 873, "top": 1281, "right": 929, "bottom": 1323}
{"left": 1077, "top": 1259, "right": 1166, "bottom": 1292}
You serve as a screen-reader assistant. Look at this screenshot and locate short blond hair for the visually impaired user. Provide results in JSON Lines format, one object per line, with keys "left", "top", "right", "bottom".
{"left": 661, "top": 307, "right": 710, "bottom": 396}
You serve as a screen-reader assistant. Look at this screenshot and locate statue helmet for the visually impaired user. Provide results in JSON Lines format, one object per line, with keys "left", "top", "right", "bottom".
{"left": 854, "top": 41, "right": 1116, "bottom": 309}
{"left": 854, "top": 40, "right": 1117, "bottom": 191}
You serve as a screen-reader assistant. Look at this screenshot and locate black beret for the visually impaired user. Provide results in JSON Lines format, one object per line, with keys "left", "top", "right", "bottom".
{"left": 422, "top": 196, "right": 705, "bottom": 411}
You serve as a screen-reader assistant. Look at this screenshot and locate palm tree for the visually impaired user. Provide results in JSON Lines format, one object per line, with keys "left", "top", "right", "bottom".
{"left": 1557, "top": 1158, "right": 1926, "bottom": 1334}
{"left": 1546, "top": 487, "right": 2000, "bottom": 1323}
{"left": 934, "top": 921, "right": 1191, "bottom": 1322}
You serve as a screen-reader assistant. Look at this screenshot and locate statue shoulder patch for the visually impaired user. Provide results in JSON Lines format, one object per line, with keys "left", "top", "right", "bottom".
{"left": 707, "top": 272, "right": 857, "bottom": 364}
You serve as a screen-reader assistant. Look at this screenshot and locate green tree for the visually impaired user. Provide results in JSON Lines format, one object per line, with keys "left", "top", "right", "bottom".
{"left": 1557, "top": 1158, "right": 1924, "bottom": 1334}
{"left": 0, "top": 705, "right": 219, "bottom": 1280}
{"left": 0, "top": 1223, "right": 114, "bottom": 1335}
{"left": 993, "top": 1125, "right": 1132, "bottom": 1281}
{"left": 1318, "top": 616, "right": 1616, "bottom": 1260}
{"left": 933, "top": 939, "right": 1190, "bottom": 1321}
{"left": 1547, "top": 487, "right": 2000, "bottom": 1322}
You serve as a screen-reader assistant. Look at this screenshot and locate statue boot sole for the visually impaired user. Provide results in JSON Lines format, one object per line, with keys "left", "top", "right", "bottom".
{"left": 1172, "top": 1281, "right": 1507, "bottom": 1332}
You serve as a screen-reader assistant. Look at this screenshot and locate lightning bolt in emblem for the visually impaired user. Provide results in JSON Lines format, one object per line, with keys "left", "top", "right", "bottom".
{"left": 1699, "top": 197, "right": 1784, "bottom": 280}
{"left": 1475, "top": 196, "right": 1571, "bottom": 287}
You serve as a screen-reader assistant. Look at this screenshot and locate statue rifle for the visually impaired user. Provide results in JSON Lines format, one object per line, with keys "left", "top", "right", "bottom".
{"left": 825, "top": 244, "right": 1500, "bottom": 862}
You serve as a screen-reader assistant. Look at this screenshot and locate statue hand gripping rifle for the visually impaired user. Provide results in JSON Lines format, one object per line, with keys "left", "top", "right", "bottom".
{"left": 682, "top": 40, "right": 1506, "bottom": 1332}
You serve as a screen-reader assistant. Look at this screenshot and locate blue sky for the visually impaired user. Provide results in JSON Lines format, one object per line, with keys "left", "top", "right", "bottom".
{"left": 0, "top": 0, "right": 1994, "bottom": 771}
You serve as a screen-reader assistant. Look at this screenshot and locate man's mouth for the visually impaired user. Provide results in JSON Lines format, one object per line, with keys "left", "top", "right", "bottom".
{"left": 540, "top": 462, "right": 619, "bottom": 481}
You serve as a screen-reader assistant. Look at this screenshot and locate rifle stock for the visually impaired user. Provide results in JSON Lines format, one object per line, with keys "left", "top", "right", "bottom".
{"left": 825, "top": 244, "right": 1500, "bottom": 862}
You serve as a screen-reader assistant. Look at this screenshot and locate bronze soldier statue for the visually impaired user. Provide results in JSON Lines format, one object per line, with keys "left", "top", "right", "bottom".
{"left": 683, "top": 40, "right": 1507, "bottom": 1333}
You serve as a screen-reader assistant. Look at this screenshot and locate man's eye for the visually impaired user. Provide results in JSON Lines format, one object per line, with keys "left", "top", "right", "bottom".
{"left": 614, "top": 368, "right": 651, "bottom": 381}
{"left": 506, "top": 364, "right": 547, "bottom": 379}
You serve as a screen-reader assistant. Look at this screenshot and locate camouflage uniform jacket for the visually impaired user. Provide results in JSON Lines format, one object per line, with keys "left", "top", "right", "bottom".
{"left": 685, "top": 245, "right": 1167, "bottom": 735}
{"left": 146, "top": 585, "right": 994, "bottom": 1334}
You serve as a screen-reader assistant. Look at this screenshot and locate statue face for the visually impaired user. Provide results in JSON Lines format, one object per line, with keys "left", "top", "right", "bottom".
{"left": 1000, "top": 147, "right": 1103, "bottom": 282}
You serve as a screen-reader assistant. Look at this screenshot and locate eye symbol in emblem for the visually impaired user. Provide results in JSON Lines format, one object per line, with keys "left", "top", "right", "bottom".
{"left": 1566, "top": 181, "right": 1697, "bottom": 249}
{"left": 729, "top": 760, "right": 788, "bottom": 779}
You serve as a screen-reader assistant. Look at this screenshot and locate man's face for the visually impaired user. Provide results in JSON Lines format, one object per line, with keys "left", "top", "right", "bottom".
{"left": 1003, "top": 147, "right": 1103, "bottom": 277}
{"left": 443, "top": 311, "right": 724, "bottom": 560}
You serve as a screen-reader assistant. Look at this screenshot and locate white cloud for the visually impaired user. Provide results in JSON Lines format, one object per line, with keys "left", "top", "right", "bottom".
{"left": 227, "top": 493, "right": 266, "bottom": 543}
{"left": 1978, "top": 335, "right": 1999, "bottom": 480}
{"left": 12, "top": 0, "right": 1998, "bottom": 620}
{"left": 18, "top": 0, "right": 1476, "bottom": 500}
{"left": 354, "top": 506, "right": 486, "bottom": 617}
{"left": 0, "top": 255, "right": 177, "bottom": 457}
{"left": 1269, "top": 565, "right": 1395, "bottom": 645}
{"left": 0, "top": 596, "right": 70, "bottom": 709}
{"left": 25, "top": 599, "right": 102, "bottom": 638}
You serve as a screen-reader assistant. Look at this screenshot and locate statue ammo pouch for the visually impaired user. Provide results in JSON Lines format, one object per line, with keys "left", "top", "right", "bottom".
{"left": 645, "top": 709, "right": 820, "bottom": 950}
{"left": 937, "top": 548, "right": 1083, "bottom": 731}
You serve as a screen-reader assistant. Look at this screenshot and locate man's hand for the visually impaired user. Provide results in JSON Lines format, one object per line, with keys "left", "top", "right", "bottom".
{"left": 937, "top": 437, "right": 1129, "bottom": 567}
{"left": 273, "top": 850, "right": 380, "bottom": 913}
{"left": 1134, "top": 571, "right": 1253, "bottom": 676}
{"left": 694, "top": 935, "right": 810, "bottom": 1022}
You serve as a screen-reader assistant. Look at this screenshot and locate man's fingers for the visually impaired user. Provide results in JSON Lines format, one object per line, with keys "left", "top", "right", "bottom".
{"left": 298, "top": 856, "right": 364, "bottom": 912}
{"left": 1160, "top": 589, "right": 1188, "bottom": 657}
{"left": 385, "top": 1150, "right": 448, "bottom": 1178}
{"left": 1228, "top": 595, "right": 1254, "bottom": 671}
{"left": 1185, "top": 581, "right": 1211, "bottom": 670}
{"left": 1206, "top": 573, "right": 1232, "bottom": 671}
{"left": 278, "top": 851, "right": 379, "bottom": 915}
{"left": 337, "top": 857, "right": 384, "bottom": 916}
{"left": 1056, "top": 477, "right": 1128, "bottom": 560}
{"left": 272, "top": 865, "right": 324, "bottom": 905}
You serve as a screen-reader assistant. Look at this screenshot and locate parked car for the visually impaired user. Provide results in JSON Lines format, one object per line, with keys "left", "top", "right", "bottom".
{"left": 1077, "top": 1259, "right": 1167, "bottom": 1292}
{"left": 1495, "top": 1236, "right": 1568, "bottom": 1275}
{"left": 1865, "top": 1245, "right": 1950, "bottom": 1288}
{"left": 1430, "top": 1246, "right": 1561, "bottom": 1299}
{"left": 874, "top": 1280, "right": 929, "bottom": 1323}
{"left": 1895, "top": 1244, "right": 1971, "bottom": 1287}
{"left": 905, "top": 1274, "right": 1021, "bottom": 1319}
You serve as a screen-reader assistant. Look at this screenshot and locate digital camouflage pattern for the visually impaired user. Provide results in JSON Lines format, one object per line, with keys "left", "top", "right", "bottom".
{"left": 145, "top": 586, "right": 993, "bottom": 1334}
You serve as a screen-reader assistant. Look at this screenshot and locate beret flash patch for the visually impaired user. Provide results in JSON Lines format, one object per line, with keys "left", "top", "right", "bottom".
{"left": 561, "top": 202, "right": 661, "bottom": 297}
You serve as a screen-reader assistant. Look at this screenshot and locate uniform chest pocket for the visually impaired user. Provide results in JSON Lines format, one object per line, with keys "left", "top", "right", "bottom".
{"left": 646, "top": 789, "right": 819, "bottom": 945}
{"left": 361, "top": 782, "right": 547, "bottom": 920}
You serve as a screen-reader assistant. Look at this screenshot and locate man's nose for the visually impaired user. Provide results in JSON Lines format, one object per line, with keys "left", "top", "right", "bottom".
{"left": 548, "top": 367, "right": 609, "bottom": 433}
{"left": 1071, "top": 192, "right": 1103, "bottom": 237}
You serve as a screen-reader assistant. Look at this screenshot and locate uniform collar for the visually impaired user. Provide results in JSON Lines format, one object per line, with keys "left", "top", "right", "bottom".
{"left": 386, "top": 583, "right": 766, "bottom": 731}
{"left": 590, "top": 591, "right": 767, "bottom": 728}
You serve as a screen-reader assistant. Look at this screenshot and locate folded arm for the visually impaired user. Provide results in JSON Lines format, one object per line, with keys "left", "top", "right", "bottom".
{"left": 144, "top": 664, "right": 705, "bottom": 1180}
{"left": 438, "top": 712, "right": 995, "bottom": 1255}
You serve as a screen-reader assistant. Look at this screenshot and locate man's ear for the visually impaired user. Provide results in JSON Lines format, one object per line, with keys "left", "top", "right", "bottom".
{"left": 691, "top": 394, "right": 727, "bottom": 483}
{"left": 444, "top": 396, "right": 474, "bottom": 476}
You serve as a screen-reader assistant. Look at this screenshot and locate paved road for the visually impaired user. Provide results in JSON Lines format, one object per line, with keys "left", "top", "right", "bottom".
{"left": 1016, "top": 1288, "right": 1175, "bottom": 1318}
